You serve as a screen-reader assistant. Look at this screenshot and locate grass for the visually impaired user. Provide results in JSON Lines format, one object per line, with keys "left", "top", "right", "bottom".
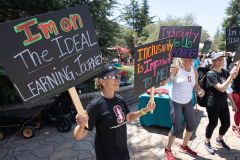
{"left": 80, "top": 67, "right": 134, "bottom": 94}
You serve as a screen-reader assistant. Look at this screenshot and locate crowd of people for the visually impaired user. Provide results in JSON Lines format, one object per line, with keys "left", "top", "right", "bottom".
{"left": 75, "top": 39, "right": 239, "bottom": 160}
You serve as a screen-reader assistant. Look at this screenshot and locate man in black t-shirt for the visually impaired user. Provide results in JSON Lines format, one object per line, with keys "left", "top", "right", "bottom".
{"left": 74, "top": 64, "right": 156, "bottom": 160}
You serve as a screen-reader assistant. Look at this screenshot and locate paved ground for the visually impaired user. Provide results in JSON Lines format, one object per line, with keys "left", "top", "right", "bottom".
{"left": 0, "top": 102, "right": 240, "bottom": 160}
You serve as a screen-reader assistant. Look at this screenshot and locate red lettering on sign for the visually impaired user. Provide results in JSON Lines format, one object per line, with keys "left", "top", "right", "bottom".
{"left": 39, "top": 20, "right": 59, "bottom": 39}
{"left": 14, "top": 18, "right": 42, "bottom": 46}
{"left": 60, "top": 18, "right": 72, "bottom": 32}
{"left": 70, "top": 14, "right": 83, "bottom": 30}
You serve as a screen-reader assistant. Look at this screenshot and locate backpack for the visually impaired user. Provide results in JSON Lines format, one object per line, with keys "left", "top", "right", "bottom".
{"left": 197, "top": 69, "right": 227, "bottom": 107}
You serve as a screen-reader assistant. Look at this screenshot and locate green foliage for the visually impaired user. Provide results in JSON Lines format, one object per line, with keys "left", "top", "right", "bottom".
{"left": 136, "top": 0, "right": 154, "bottom": 36}
{"left": 211, "top": 26, "right": 221, "bottom": 52}
{"left": 121, "top": 0, "right": 140, "bottom": 33}
{"left": 218, "top": 32, "right": 226, "bottom": 51}
{"left": 200, "top": 29, "right": 211, "bottom": 44}
{"left": 220, "top": 0, "right": 240, "bottom": 50}
{"left": 120, "top": 0, "right": 154, "bottom": 36}
{"left": 0, "top": 0, "right": 66, "bottom": 23}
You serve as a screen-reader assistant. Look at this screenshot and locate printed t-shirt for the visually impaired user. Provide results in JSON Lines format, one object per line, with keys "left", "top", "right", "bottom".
{"left": 206, "top": 69, "right": 229, "bottom": 107}
{"left": 85, "top": 94, "right": 130, "bottom": 160}
{"left": 229, "top": 63, "right": 240, "bottom": 93}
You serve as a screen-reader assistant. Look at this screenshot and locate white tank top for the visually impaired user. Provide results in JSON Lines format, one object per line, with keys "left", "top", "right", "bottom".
{"left": 169, "top": 66, "right": 196, "bottom": 104}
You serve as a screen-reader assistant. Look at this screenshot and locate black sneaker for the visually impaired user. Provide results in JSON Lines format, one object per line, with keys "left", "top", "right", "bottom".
{"left": 215, "top": 138, "right": 230, "bottom": 150}
{"left": 204, "top": 141, "right": 214, "bottom": 154}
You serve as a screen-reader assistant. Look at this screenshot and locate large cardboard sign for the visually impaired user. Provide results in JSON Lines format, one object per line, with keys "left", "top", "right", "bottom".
{"left": 134, "top": 37, "right": 173, "bottom": 96}
{"left": 226, "top": 27, "right": 240, "bottom": 52}
{"left": 158, "top": 26, "right": 202, "bottom": 59}
{"left": 202, "top": 41, "right": 212, "bottom": 54}
{"left": 0, "top": 5, "right": 104, "bottom": 108}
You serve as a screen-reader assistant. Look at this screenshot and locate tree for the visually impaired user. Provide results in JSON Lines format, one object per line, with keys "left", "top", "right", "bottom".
{"left": 120, "top": 0, "right": 154, "bottom": 36}
{"left": 120, "top": 0, "right": 139, "bottom": 32}
{"left": 211, "top": 26, "right": 221, "bottom": 51}
{"left": 222, "top": 0, "right": 240, "bottom": 29}
{"left": 220, "top": 0, "right": 240, "bottom": 50}
{"left": 136, "top": 0, "right": 154, "bottom": 36}
{"left": 200, "top": 29, "right": 211, "bottom": 44}
{"left": 0, "top": 0, "right": 66, "bottom": 23}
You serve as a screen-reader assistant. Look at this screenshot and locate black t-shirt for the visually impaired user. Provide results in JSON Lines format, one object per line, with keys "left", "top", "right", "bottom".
{"left": 85, "top": 94, "right": 130, "bottom": 160}
{"left": 121, "top": 57, "right": 124, "bottom": 62}
{"left": 206, "top": 69, "right": 229, "bottom": 107}
{"left": 229, "top": 63, "right": 240, "bottom": 93}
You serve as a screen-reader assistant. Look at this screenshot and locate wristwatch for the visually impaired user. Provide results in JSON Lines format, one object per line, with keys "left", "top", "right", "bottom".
{"left": 140, "top": 108, "right": 147, "bottom": 115}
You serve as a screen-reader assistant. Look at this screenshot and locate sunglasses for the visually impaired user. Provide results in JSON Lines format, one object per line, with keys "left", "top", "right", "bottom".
{"left": 102, "top": 75, "right": 121, "bottom": 80}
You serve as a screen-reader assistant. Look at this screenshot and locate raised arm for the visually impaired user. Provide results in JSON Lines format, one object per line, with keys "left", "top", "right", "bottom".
{"left": 213, "top": 67, "right": 238, "bottom": 92}
{"left": 160, "top": 66, "right": 178, "bottom": 86}
{"left": 132, "top": 34, "right": 136, "bottom": 47}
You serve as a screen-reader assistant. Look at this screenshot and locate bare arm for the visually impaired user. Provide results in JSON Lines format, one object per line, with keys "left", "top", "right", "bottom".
{"left": 193, "top": 67, "right": 200, "bottom": 92}
{"left": 132, "top": 34, "right": 136, "bottom": 47}
{"left": 126, "top": 101, "right": 155, "bottom": 122}
{"left": 227, "top": 93, "right": 238, "bottom": 112}
{"left": 227, "top": 93, "right": 234, "bottom": 104}
{"left": 213, "top": 77, "right": 234, "bottom": 92}
{"left": 74, "top": 125, "right": 88, "bottom": 140}
{"left": 213, "top": 67, "right": 238, "bottom": 92}
{"left": 74, "top": 111, "right": 89, "bottom": 140}
{"left": 193, "top": 67, "right": 205, "bottom": 97}
{"left": 160, "top": 66, "right": 179, "bottom": 86}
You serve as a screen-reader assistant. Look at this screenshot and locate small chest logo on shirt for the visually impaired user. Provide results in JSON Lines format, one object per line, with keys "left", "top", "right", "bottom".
{"left": 220, "top": 77, "right": 226, "bottom": 84}
{"left": 188, "top": 76, "right": 191, "bottom": 82}
{"left": 113, "top": 105, "right": 125, "bottom": 124}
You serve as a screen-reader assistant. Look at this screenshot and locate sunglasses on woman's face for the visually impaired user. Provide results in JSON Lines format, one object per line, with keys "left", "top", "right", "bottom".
{"left": 102, "top": 75, "right": 121, "bottom": 80}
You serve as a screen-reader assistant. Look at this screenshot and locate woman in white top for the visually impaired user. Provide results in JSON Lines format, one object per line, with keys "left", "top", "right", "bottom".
{"left": 160, "top": 58, "right": 205, "bottom": 160}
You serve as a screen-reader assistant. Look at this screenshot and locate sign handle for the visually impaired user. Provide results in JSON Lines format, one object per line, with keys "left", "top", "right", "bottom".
{"left": 150, "top": 86, "right": 155, "bottom": 114}
{"left": 171, "top": 58, "right": 177, "bottom": 80}
{"left": 68, "top": 87, "right": 88, "bottom": 128}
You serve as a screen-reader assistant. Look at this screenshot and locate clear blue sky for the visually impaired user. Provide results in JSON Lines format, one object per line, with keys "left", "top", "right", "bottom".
{"left": 112, "top": 0, "right": 232, "bottom": 38}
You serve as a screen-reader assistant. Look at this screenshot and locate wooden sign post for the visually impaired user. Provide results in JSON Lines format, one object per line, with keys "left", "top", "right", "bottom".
{"left": 150, "top": 87, "right": 155, "bottom": 114}
{"left": 171, "top": 58, "right": 177, "bottom": 80}
{"left": 68, "top": 87, "right": 88, "bottom": 128}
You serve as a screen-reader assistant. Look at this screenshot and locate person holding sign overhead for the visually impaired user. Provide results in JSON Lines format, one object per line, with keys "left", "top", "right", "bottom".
{"left": 160, "top": 58, "right": 205, "bottom": 160}
{"left": 74, "top": 64, "right": 156, "bottom": 160}
{"left": 204, "top": 53, "right": 238, "bottom": 154}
